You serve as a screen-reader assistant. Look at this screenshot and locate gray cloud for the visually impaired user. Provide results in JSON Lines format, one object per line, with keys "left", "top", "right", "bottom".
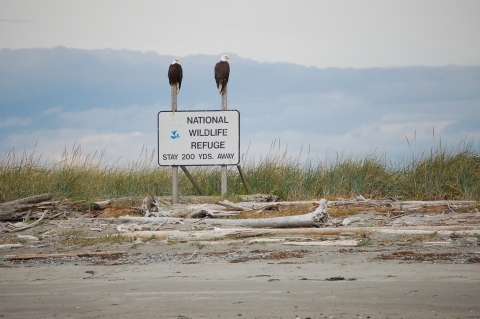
{"left": 0, "top": 48, "right": 479, "bottom": 164}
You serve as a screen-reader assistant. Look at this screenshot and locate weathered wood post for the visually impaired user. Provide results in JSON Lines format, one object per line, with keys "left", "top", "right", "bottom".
{"left": 171, "top": 85, "right": 179, "bottom": 204}
{"left": 221, "top": 85, "right": 228, "bottom": 197}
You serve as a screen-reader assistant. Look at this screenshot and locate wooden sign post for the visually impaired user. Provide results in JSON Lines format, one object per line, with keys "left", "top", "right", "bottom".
{"left": 158, "top": 109, "right": 240, "bottom": 200}
{"left": 161, "top": 78, "right": 244, "bottom": 202}
{"left": 171, "top": 86, "right": 179, "bottom": 204}
{"left": 221, "top": 85, "right": 228, "bottom": 197}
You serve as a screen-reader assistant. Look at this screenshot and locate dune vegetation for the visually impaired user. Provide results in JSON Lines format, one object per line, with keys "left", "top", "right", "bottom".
{"left": 1, "top": 139, "right": 479, "bottom": 203}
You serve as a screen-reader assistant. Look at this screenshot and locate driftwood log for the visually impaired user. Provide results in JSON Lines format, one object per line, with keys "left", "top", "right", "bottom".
{"left": 128, "top": 199, "right": 329, "bottom": 228}
{"left": 0, "top": 194, "right": 113, "bottom": 222}
{"left": 140, "top": 194, "right": 316, "bottom": 219}
{"left": 123, "top": 225, "right": 480, "bottom": 241}
{"left": 1, "top": 193, "right": 53, "bottom": 206}
{"left": 141, "top": 195, "right": 251, "bottom": 218}
{"left": 0, "top": 193, "right": 53, "bottom": 221}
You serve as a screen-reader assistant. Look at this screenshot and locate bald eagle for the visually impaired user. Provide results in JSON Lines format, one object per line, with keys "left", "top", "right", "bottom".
{"left": 168, "top": 58, "right": 183, "bottom": 94}
{"left": 214, "top": 55, "right": 230, "bottom": 95}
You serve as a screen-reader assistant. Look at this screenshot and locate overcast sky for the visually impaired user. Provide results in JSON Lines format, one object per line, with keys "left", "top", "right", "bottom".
{"left": 1, "top": 0, "right": 480, "bottom": 68}
{"left": 1, "top": 1, "right": 479, "bottom": 167}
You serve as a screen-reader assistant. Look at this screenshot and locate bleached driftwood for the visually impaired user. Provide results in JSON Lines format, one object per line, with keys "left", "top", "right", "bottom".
{"left": 17, "top": 235, "right": 39, "bottom": 241}
{"left": 141, "top": 195, "right": 244, "bottom": 218}
{"left": 390, "top": 210, "right": 480, "bottom": 227}
{"left": 139, "top": 194, "right": 326, "bottom": 222}
{"left": 142, "top": 203, "right": 242, "bottom": 218}
{"left": 52, "top": 199, "right": 328, "bottom": 230}
{"left": 125, "top": 199, "right": 329, "bottom": 228}
{"left": 125, "top": 225, "right": 480, "bottom": 241}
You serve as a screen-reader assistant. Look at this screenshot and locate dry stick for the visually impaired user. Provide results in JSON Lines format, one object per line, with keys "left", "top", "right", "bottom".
{"left": 50, "top": 211, "right": 65, "bottom": 219}
{"left": 6, "top": 211, "right": 47, "bottom": 233}
{"left": 183, "top": 249, "right": 199, "bottom": 262}
{"left": 215, "top": 200, "right": 246, "bottom": 211}
{"left": 389, "top": 213, "right": 408, "bottom": 220}
{"left": 153, "top": 221, "right": 168, "bottom": 231}
{"left": 237, "top": 165, "right": 250, "bottom": 193}
{"left": 23, "top": 211, "right": 31, "bottom": 222}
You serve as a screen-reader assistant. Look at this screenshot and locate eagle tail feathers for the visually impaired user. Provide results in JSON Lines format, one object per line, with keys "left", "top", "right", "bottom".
{"left": 170, "top": 83, "right": 180, "bottom": 95}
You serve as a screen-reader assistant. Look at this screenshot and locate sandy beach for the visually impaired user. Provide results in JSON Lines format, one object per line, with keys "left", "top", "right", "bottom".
{"left": 2, "top": 235, "right": 480, "bottom": 319}
{"left": 1, "top": 199, "right": 480, "bottom": 318}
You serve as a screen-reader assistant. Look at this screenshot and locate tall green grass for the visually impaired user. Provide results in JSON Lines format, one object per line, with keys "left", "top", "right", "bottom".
{"left": 1, "top": 140, "right": 479, "bottom": 203}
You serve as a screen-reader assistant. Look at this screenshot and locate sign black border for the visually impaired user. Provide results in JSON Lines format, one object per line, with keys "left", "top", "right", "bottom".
{"left": 157, "top": 110, "right": 240, "bottom": 167}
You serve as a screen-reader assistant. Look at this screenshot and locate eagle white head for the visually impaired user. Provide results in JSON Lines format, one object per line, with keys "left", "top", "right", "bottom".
{"left": 172, "top": 58, "right": 179, "bottom": 64}
{"left": 221, "top": 55, "right": 230, "bottom": 62}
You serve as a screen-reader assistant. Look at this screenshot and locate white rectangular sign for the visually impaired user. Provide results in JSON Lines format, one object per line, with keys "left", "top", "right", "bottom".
{"left": 158, "top": 110, "right": 240, "bottom": 166}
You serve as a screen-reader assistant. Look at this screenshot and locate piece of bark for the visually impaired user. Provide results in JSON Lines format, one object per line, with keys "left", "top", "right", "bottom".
{"left": 0, "top": 206, "right": 23, "bottom": 220}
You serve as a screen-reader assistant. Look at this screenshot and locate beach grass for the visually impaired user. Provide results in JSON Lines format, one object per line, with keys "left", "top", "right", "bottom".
{"left": 1, "top": 139, "right": 479, "bottom": 203}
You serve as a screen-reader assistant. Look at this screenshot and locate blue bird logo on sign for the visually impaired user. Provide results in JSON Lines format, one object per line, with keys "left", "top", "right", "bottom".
{"left": 171, "top": 130, "right": 180, "bottom": 140}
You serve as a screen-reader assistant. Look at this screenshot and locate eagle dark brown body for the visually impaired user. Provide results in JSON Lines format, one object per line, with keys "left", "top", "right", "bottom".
{"left": 214, "top": 56, "right": 230, "bottom": 95}
{"left": 168, "top": 59, "right": 183, "bottom": 94}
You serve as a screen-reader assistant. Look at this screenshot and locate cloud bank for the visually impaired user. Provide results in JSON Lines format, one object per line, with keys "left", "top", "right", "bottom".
{"left": 0, "top": 47, "right": 479, "bottom": 165}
